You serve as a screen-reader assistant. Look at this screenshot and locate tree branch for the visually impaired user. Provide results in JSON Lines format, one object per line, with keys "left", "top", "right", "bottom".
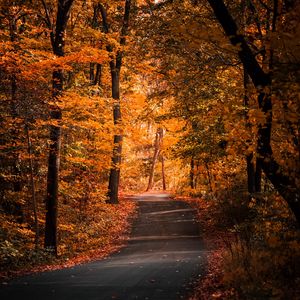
{"left": 40, "top": 0, "right": 54, "bottom": 48}
{"left": 207, "top": 0, "right": 300, "bottom": 224}
{"left": 207, "top": 0, "right": 270, "bottom": 88}
{"left": 98, "top": 3, "right": 109, "bottom": 34}
{"left": 116, "top": 0, "right": 131, "bottom": 70}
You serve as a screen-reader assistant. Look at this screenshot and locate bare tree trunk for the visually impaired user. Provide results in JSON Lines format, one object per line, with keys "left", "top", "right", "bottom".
{"left": 90, "top": 63, "right": 102, "bottom": 86}
{"left": 147, "top": 150, "right": 159, "bottom": 191}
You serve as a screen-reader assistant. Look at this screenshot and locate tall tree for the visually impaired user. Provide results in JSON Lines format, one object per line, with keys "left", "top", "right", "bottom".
{"left": 98, "top": 0, "right": 132, "bottom": 204}
{"left": 206, "top": 0, "right": 300, "bottom": 224}
{"left": 89, "top": 3, "right": 103, "bottom": 87}
{"left": 42, "top": 0, "right": 75, "bottom": 255}
{"left": 147, "top": 127, "right": 164, "bottom": 191}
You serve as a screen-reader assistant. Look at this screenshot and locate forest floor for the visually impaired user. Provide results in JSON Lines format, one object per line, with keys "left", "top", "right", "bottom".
{"left": 0, "top": 195, "right": 136, "bottom": 282}
{"left": 0, "top": 192, "right": 207, "bottom": 300}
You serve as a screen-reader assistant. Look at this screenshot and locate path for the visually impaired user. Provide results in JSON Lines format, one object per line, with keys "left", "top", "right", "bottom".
{"left": 0, "top": 193, "right": 206, "bottom": 300}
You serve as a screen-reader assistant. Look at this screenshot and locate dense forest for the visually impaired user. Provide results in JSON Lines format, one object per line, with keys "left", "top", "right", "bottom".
{"left": 0, "top": 0, "right": 299, "bottom": 298}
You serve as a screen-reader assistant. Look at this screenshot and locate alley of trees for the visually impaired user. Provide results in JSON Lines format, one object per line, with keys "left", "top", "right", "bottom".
{"left": 0, "top": 0, "right": 299, "bottom": 298}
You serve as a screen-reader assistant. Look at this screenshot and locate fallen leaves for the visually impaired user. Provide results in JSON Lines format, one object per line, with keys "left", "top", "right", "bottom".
{"left": 0, "top": 196, "right": 137, "bottom": 282}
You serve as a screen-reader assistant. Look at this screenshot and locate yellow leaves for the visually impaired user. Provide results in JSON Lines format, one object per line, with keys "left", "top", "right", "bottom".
{"left": 64, "top": 47, "right": 109, "bottom": 65}
{"left": 134, "top": 61, "right": 158, "bottom": 75}
{"left": 21, "top": 47, "right": 109, "bottom": 76}
{"left": 167, "top": 69, "right": 177, "bottom": 77}
{"left": 247, "top": 108, "right": 267, "bottom": 125}
{"left": 73, "top": 26, "right": 104, "bottom": 41}
{"left": 66, "top": 156, "right": 93, "bottom": 166}
{"left": 16, "top": 226, "right": 35, "bottom": 237}
{"left": 56, "top": 196, "right": 136, "bottom": 256}
{"left": 248, "top": 198, "right": 256, "bottom": 208}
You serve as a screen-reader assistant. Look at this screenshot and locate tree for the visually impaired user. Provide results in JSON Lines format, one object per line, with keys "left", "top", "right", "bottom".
{"left": 206, "top": 0, "right": 300, "bottom": 224}
{"left": 147, "top": 127, "right": 163, "bottom": 191}
{"left": 97, "top": 0, "right": 132, "bottom": 204}
{"left": 134, "top": 0, "right": 236, "bottom": 195}
{"left": 42, "top": 0, "right": 75, "bottom": 255}
{"left": 0, "top": 0, "right": 142, "bottom": 268}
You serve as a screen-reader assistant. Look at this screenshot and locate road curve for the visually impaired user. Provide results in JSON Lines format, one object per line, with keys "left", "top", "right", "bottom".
{"left": 0, "top": 193, "right": 207, "bottom": 300}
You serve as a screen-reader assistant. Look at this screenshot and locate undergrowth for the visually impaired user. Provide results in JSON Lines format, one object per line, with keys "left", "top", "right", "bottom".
{"left": 0, "top": 197, "right": 136, "bottom": 280}
{"left": 179, "top": 172, "right": 300, "bottom": 299}
{"left": 221, "top": 193, "right": 300, "bottom": 299}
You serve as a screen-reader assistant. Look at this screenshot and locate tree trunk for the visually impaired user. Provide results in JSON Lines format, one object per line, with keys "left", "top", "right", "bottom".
{"left": 205, "top": 161, "right": 213, "bottom": 193}
{"left": 9, "top": 15, "right": 23, "bottom": 195}
{"left": 25, "top": 124, "right": 39, "bottom": 249}
{"left": 107, "top": 69, "right": 123, "bottom": 204}
{"left": 90, "top": 63, "right": 102, "bottom": 86}
{"left": 207, "top": 0, "right": 300, "bottom": 224}
{"left": 44, "top": 0, "right": 74, "bottom": 255}
{"left": 207, "top": 0, "right": 270, "bottom": 88}
{"left": 161, "top": 155, "right": 166, "bottom": 191}
{"left": 246, "top": 153, "right": 256, "bottom": 194}
{"left": 90, "top": 63, "right": 95, "bottom": 83}
{"left": 146, "top": 149, "right": 159, "bottom": 191}
{"left": 190, "top": 157, "right": 195, "bottom": 189}
{"left": 147, "top": 128, "right": 162, "bottom": 191}
{"left": 254, "top": 159, "right": 262, "bottom": 192}
{"left": 90, "top": 4, "right": 102, "bottom": 87}
{"left": 243, "top": 69, "right": 257, "bottom": 194}
{"left": 103, "top": 0, "right": 131, "bottom": 204}
{"left": 44, "top": 103, "right": 61, "bottom": 254}
{"left": 195, "top": 161, "right": 199, "bottom": 189}
{"left": 94, "top": 64, "right": 102, "bottom": 86}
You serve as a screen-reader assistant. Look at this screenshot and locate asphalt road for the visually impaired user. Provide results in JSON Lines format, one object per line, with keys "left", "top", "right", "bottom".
{"left": 0, "top": 193, "right": 207, "bottom": 300}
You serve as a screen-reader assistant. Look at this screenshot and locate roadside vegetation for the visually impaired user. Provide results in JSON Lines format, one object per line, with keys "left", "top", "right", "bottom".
{"left": 0, "top": 196, "right": 136, "bottom": 280}
{"left": 180, "top": 176, "right": 300, "bottom": 299}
